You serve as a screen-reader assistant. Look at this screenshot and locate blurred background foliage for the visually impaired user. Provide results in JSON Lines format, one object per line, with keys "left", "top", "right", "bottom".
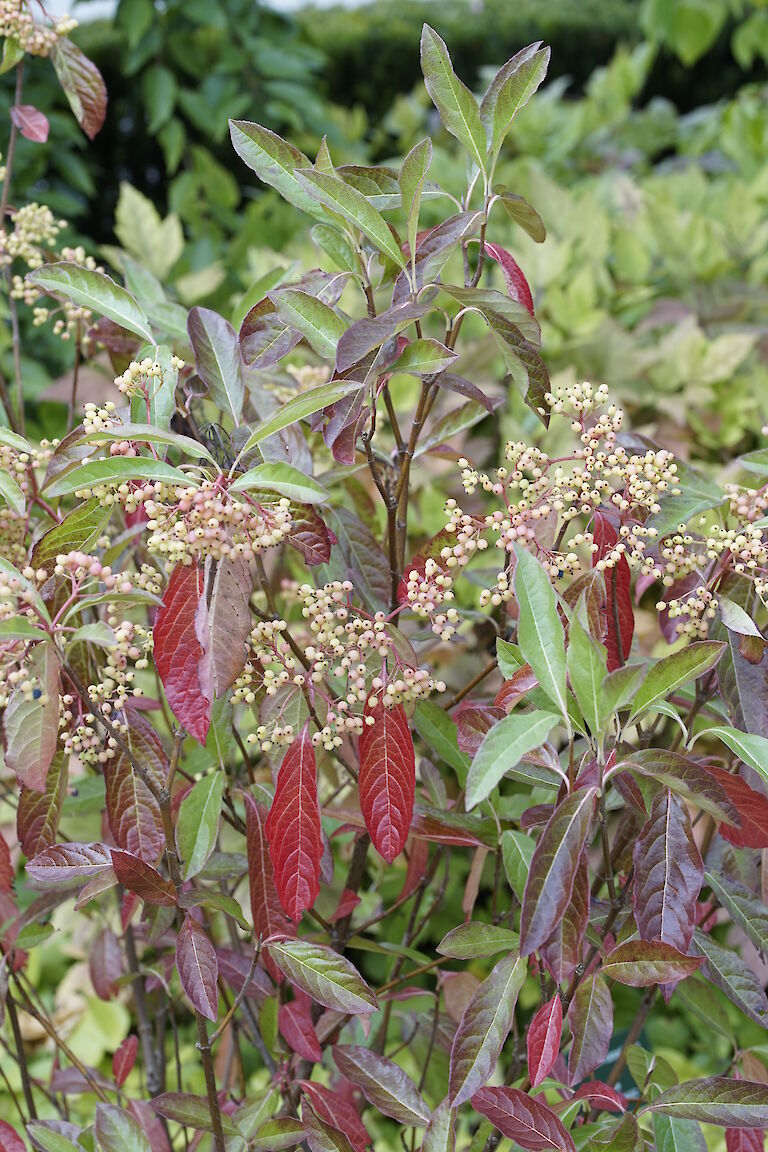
{"left": 3, "top": 0, "right": 768, "bottom": 459}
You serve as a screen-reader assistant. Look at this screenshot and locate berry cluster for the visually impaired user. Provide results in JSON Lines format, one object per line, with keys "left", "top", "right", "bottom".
{"left": 0, "top": 1, "right": 76, "bottom": 57}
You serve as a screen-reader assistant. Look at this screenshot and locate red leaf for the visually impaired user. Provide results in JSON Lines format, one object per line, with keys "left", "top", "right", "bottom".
{"left": 10, "top": 104, "right": 49, "bottom": 142}
{"left": 484, "top": 244, "right": 535, "bottom": 317}
{"left": 17, "top": 749, "right": 67, "bottom": 857}
{"left": 471, "top": 1086, "right": 575, "bottom": 1152}
{"left": 176, "top": 913, "right": 218, "bottom": 1021}
{"left": 527, "top": 995, "right": 562, "bottom": 1087}
{"left": 567, "top": 973, "right": 613, "bottom": 1085}
{"left": 633, "top": 790, "right": 703, "bottom": 951}
{"left": 26, "top": 841, "right": 112, "bottom": 882}
{"left": 329, "top": 888, "right": 361, "bottom": 923}
{"left": 456, "top": 705, "right": 505, "bottom": 755}
{"left": 154, "top": 562, "right": 211, "bottom": 744}
{"left": 113, "top": 1034, "right": 138, "bottom": 1087}
{"left": 592, "top": 511, "right": 633, "bottom": 670}
{"left": 279, "top": 997, "right": 322, "bottom": 1062}
{"left": 90, "top": 927, "right": 123, "bottom": 1000}
{"left": 105, "top": 710, "right": 165, "bottom": 863}
{"left": 520, "top": 788, "right": 597, "bottom": 956}
{"left": 705, "top": 765, "right": 768, "bottom": 849}
{"left": 494, "top": 664, "right": 538, "bottom": 711}
{"left": 572, "top": 1083, "right": 627, "bottom": 1113}
{"left": 128, "top": 1100, "right": 172, "bottom": 1152}
{"left": 0, "top": 1119, "right": 26, "bottom": 1152}
{"left": 359, "top": 700, "right": 415, "bottom": 862}
{"left": 244, "top": 792, "right": 294, "bottom": 940}
{"left": 51, "top": 38, "right": 107, "bottom": 139}
{"left": 726, "top": 1130, "right": 766, "bottom": 1152}
{"left": 299, "top": 1081, "right": 371, "bottom": 1152}
{"left": 399, "top": 837, "right": 429, "bottom": 900}
{"left": 0, "top": 832, "right": 11, "bottom": 893}
{"left": 265, "top": 723, "right": 322, "bottom": 921}
{"left": 287, "top": 504, "right": 335, "bottom": 566}
{"left": 111, "top": 850, "right": 177, "bottom": 905}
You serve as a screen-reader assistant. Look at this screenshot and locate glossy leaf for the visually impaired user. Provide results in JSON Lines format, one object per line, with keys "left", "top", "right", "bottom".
{"left": 513, "top": 545, "right": 568, "bottom": 720}
{"left": 176, "top": 914, "right": 218, "bottom": 1021}
{"left": 265, "top": 939, "right": 378, "bottom": 1014}
{"left": 239, "top": 380, "right": 362, "bottom": 454}
{"left": 265, "top": 723, "right": 322, "bottom": 921}
{"left": 466, "top": 710, "right": 558, "bottom": 809}
{"left": 299, "top": 1082, "right": 370, "bottom": 1152}
{"left": 278, "top": 997, "right": 321, "bottom": 1062}
{"left": 303, "top": 1106, "right": 355, "bottom": 1152}
{"left": 691, "top": 930, "right": 768, "bottom": 1028}
{"left": 705, "top": 869, "right": 768, "bottom": 953}
{"left": 151, "top": 1093, "right": 237, "bottom": 1134}
{"left": 153, "top": 562, "right": 211, "bottom": 744}
{"left": 591, "top": 510, "right": 634, "bottom": 671}
{"left": 28, "top": 263, "right": 151, "bottom": 342}
{"left": 629, "top": 641, "right": 725, "bottom": 721}
{"left": 643, "top": 1079, "right": 768, "bottom": 1127}
{"left": 333, "top": 1045, "right": 431, "bottom": 1126}
{"left": 270, "top": 288, "right": 347, "bottom": 358}
{"left": 471, "top": 1086, "right": 574, "bottom": 1152}
{"left": 176, "top": 771, "right": 224, "bottom": 880}
{"left": 501, "top": 830, "right": 536, "bottom": 904}
{"left": 296, "top": 168, "right": 406, "bottom": 268}
{"left": 527, "top": 995, "right": 563, "bottom": 1087}
{"left": 520, "top": 787, "right": 596, "bottom": 956}
{"left": 449, "top": 951, "right": 527, "bottom": 1106}
{"left": 43, "top": 455, "right": 187, "bottom": 499}
{"left": 437, "top": 922, "right": 519, "bottom": 960}
{"left": 601, "top": 941, "right": 702, "bottom": 987}
{"left": 628, "top": 749, "right": 738, "bottom": 825}
{"left": 230, "top": 462, "right": 327, "bottom": 504}
{"left": 420, "top": 25, "right": 486, "bottom": 173}
{"left": 359, "top": 700, "right": 415, "bottom": 862}
{"left": 229, "top": 120, "right": 318, "bottom": 214}
{"left": 653, "top": 1115, "right": 708, "bottom": 1152}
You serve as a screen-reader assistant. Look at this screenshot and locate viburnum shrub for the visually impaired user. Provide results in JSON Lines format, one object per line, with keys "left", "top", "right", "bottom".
{"left": 5, "top": 21, "right": 768, "bottom": 1152}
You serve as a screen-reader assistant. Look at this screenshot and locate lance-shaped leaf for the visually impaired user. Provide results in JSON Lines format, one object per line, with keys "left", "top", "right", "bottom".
{"left": 265, "top": 723, "right": 322, "bottom": 921}
{"left": 269, "top": 288, "right": 347, "bottom": 359}
{"left": 176, "top": 914, "right": 218, "bottom": 1021}
{"left": 422, "top": 1098, "right": 455, "bottom": 1152}
{"left": 449, "top": 951, "right": 527, "bottom": 1106}
{"left": 265, "top": 939, "right": 378, "bottom": 1015}
{"left": 17, "top": 750, "right": 66, "bottom": 859}
{"left": 420, "top": 25, "right": 486, "bottom": 173}
{"left": 591, "top": 511, "right": 633, "bottom": 671}
{"left": 303, "top": 1105, "right": 354, "bottom": 1152}
{"left": 726, "top": 1130, "right": 765, "bottom": 1152}
{"left": 112, "top": 1034, "right": 138, "bottom": 1089}
{"left": 199, "top": 555, "right": 254, "bottom": 698}
{"left": 153, "top": 562, "right": 211, "bottom": 744}
{"left": 513, "top": 545, "right": 568, "bottom": 720}
{"left": 520, "top": 787, "right": 596, "bottom": 956}
{"left": 400, "top": 137, "right": 432, "bottom": 261}
{"left": 279, "top": 997, "right": 322, "bottom": 1062}
{"left": 601, "top": 941, "right": 703, "bottom": 987}
{"left": 702, "top": 727, "right": 768, "bottom": 792}
{"left": 705, "top": 869, "right": 768, "bottom": 954}
{"left": 471, "top": 1086, "right": 574, "bottom": 1152}
{"left": 51, "top": 38, "right": 106, "bottom": 139}
{"left": 359, "top": 700, "right": 415, "bottom": 862}
{"left": 27, "top": 842, "right": 112, "bottom": 882}
{"left": 0, "top": 1120, "right": 26, "bottom": 1152}
{"left": 105, "top": 710, "right": 165, "bottom": 864}
{"left": 333, "top": 1045, "right": 431, "bottom": 1126}
{"left": 111, "top": 851, "right": 177, "bottom": 905}
{"left": 229, "top": 120, "right": 319, "bottom": 215}
{"left": 94, "top": 1104, "right": 151, "bottom": 1152}
{"left": 230, "top": 463, "right": 328, "bottom": 505}
{"left": 240, "top": 297, "right": 301, "bottom": 370}
{"left": 527, "top": 995, "right": 563, "bottom": 1087}
{"left": 244, "top": 792, "right": 295, "bottom": 943}
{"left": 627, "top": 750, "right": 739, "bottom": 826}
{"left": 704, "top": 764, "right": 768, "bottom": 849}
{"left": 485, "top": 244, "right": 534, "bottom": 316}
{"left": 691, "top": 930, "right": 768, "bottom": 1028}
{"left": 151, "top": 1093, "right": 238, "bottom": 1134}
{"left": 466, "top": 710, "right": 558, "bottom": 810}
{"left": 238, "top": 380, "right": 362, "bottom": 455}
{"left": 633, "top": 790, "right": 703, "bottom": 951}
{"left": 480, "top": 43, "right": 550, "bottom": 157}
{"left": 299, "top": 1082, "right": 370, "bottom": 1152}
{"left": 501, "top": 829, "right": 537, "bottom": 904}
{"left": 629, "top": 641, "right": 725, "bottom": 721}
{"left": 495, "top": 190, "right": 546, "bottom": 242}
{"left": 296, "top": 169, "right": 405, "bottom": 268}
{"left": 567, "top": 973, "right": 613, "bottom": 1085}
{"left": 438, "top": 922, "right": 519, "bottom": 960}
{"left": 187, "top": 306, "right": 244, "bottom": 424}
{"left": 4, "top": 640, "right": 60, "bottom": 792}
{"left": 643, "top": 1079, "right": 768, "bottom": 1127}
{"left": 567, "top": 608, "right": 608, "bottom": 737}
{"left": 335, "top": 300, "right": 430, "bottom": 374}
{"left": 28, "top": 263, "right": 150, "bottom": 342}
{"left": 176, "top": 771, "right": 224, "bottom": 880}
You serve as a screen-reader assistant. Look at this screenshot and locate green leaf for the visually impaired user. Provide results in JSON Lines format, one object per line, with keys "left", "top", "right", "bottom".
{"left": 496, "top": 638, "right": 525, "bottom": 678}
{"left": 43, "top": 456, "right": 189, "bottom": 498}
{"left": 480, "top": 45, "right": 550, "bottom": 160}
{"left": 229, "top": 120, "right": 319, "bottom": 216}
{"left": 694, "top": 725, "right": 768, "bottom": 788}
{"left": 295, "top": 168, "right": 406, "bottom": 269}
{"left": 94, "top": 1104, "right": 151, "bottom": 1152}
{"left": 643, "top": 1078, "right": 768, "bottom": 1126}
{"left": 691, "top": 929, "right": 768, "bottom": 1028}
{"left": 269, "top": 288, "right": 347, "bottom": 358}
{"left": 493, "top": 189, "right": 546, "bottom": 242}
{"left": 230, "top": 463, "right": 328, "bottom": 505}
{"left": 628, "top": 641, "right": 725, "bottom": 722}
{"left": 31, "top": 498, "right": 112, "bottom": 570}
{"left": 0, "top": 618, "right": 46, "bottom": 641}
{"left": 0, "top": 427, "right": 31, "bottom": 452}
{"left": 152, "top": 1093, "right": 238, "bottom": 1135}
{"left": 114, "top": 182, "right": 183, "bottom": 281}
{"left": 0, "top": 469, "right": 25, "bottom": 515}
{"left": 236, "top": 380, "right": 362, "bottom": 456}
{"left": 647, "top": 457, "right": 725, "bottom": 537}
{"left": 76, "top": 423, "right": 215, "bottom": 464}
{"left": 501, "top": 830, "right": 535, "bottom": 903}
{"left": 513, "top": 545, "right": 568, "bottom": 721}
{"left": 69, "top": 622, "right": 118, "bottom": 650}
{"left": 465, "top": 710, "right": 559, "bottom": 809}
{"left": 705, "top": 869, "right": 768, "bottom": 954}
{"left": 437, "top": 922, "right": 519, "bottom": 959}
{"left": 26, "top": 1125, "right": 83, "bottom": 1152}
{"left": 391, "top": 338, "right": 456, "bottom": 377}
{"left": 420, "top": 24, "right": 487, "bottom": 174}
{"left": 567, "top": 608, "right": 608, "bottom": 737}
{"left": 27, "top": 263, "right": 153, "bottom": 343}
{"left": 178, "top": 889, "right": 249, "bottom": 932}
{"left": 653, "top": 1115, "right": 707, "bottom": 1152}
{"left": 0, "top": 36, "right": 23, "bottom": 75}
{"left": 399, "top": 137, "right": 432, "bottom": 264}
{"left": 265, "top": 940, "right": 378, "bottom": 1015}
{"left": 176, "top": 771, "right": 225, "bottom": 880}
{"left": 412, "top": 700, "right": 469, "bottom": 780}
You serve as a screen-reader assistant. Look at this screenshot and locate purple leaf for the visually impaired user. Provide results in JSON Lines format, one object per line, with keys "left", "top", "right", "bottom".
{"left": 471, "top": 1086, "right": 575, "bottom": 1152}
{"left": 10, "top": 104, "right": 49, "bottom": 142}
{"left": 176, "top": 914, "right": 218, "bottom": 1021}
{"left": 633, "top": 790, "right": 703, "bottom": 951}
{"left": 449, "top": 951, "right": 527, "bottom": 1106}
{"left": 567, "top": 973, "right": 613, "bottom": 1085}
